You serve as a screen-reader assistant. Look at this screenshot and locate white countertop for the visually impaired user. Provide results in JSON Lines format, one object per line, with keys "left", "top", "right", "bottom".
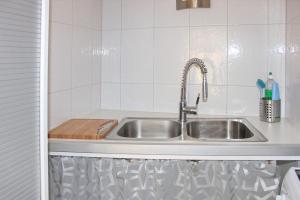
{"left": 49, "top": 109, "right": 300, "bottom": 160}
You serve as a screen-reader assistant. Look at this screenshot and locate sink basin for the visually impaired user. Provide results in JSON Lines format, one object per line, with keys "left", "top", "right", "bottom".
{"left": 117, "top": 119, "right": 181, "bottom": 139}
{"left": 186, "top": 119, "right": 267, "bottom": 142}
{"left": 107, "top": 118, "right": 267, "bottom": 142}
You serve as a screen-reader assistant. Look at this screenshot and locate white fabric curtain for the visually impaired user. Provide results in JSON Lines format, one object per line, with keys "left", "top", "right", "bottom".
{"left": 49, "top": 157, "right": 280, "bottom": 200}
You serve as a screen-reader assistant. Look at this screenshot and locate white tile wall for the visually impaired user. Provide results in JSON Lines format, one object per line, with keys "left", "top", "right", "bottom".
{"left": 49, "top": 23, "right": 72, "bottom": 93}
{"left": 286, "top": 0, "right": 300, "bottom": 124}
{"left": 228, "top": 25, "right": 268, "bottom": 86}
{"left": 49, "top": 91, "right": 72, "bottom": 130}
{"left": 101, "top": 0, "right": 286, "bottom": 116}
{"left": 122, "top": 0, "right": 154, "bottom": 29}
{"left": 154, "top": 0, "right": 189, "bottom": 27}
{"left": 101, "top": 30, "right": 121, "bottom": 83}
{"left": 121, "top": 29, "right": 154, "bottom": 83}
{"left": 154, "top": 27, "right": 189, "bottom": 84}
{"left": 190, "top": 0, "right": 228, "bottom": 26}
{"left": 49, "top": 0, "right": 102, "bottom": 129}
{"left": 121, "top": 83, "right": 154, "bottom": 111}
{"left": 228, "top": 0, "right": 268, "bottom": 25}
{"left": 102, "top": 0, "right": 122, "bottom": 30}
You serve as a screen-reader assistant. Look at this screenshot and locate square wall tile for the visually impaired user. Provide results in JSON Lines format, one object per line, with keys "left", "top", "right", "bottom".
{"left": 121, "top": 84, "right": 153, "bottom": 111}
{"left": 71, "top": 86, "right": 92, "bottom": 117}
{"left": 101, "top": 83, "right": 121, "bottom": 109}
{"left": 121, "top": 29, "right": 154, "bottom": 83}
{"left": 268, "top": 0, "right": 286, "bottom": 24}
{"left": 228, "top": 0, "right": 268, "bottom": 25}
{"left": 122, "top": 0, "right": 154, "bottom": 29}
{"left": 72, "top": 27, "right": 93, "bottom": 88}
{"left": 154, "top": 84, "right": 180, "bottom": 113}
{"left": 92, "top": 84, "right": 101, "bottom": 110}
{"left": 286, "top": 0, "right": 300, "bottom": 23}
{"left": 49, "top": 23, "right": 72, "bottom": 93}
{"left": 73, "top": 0, "right": 102, "bottom": 29}
{"left": 50, "top": 0, "right": 73, "bottom": 24}
{"left": 188, "top": 85, "right": 227, "bottom": 115}
{"left": 102, "top": 0, "right": 122, "bottom": 30}
{"left": 228, "top": 25, "right": 268, "bottom": 86}
{"left": 227, "top": 86, "right": 259, "bottom": 116}
{"left": 190, "top": 0, "right": 228, "bottom": 26}
{"left": 154, "top": 27, "right": 189, "bottom": 84}
{"left": 154, "top": 0, "right": 189, "bottom": 27}
{"left": 101, "top": 30, "right": 121, "bottom": 83}
{"left": 91, "top": 30, "right": 102, "bottom": 84}
{"left": 268, "top": 24, "right": 286, "bottom": 86}
{"left": 189, "top": 26, "right": 227, "bottom": 85}
{"left": 90, "top": 0, "right": 102, "bottom": 30}
{"left": 73, "top": 0, "right": 93, "bottom": 28}
{"left": 49, "top": 90, "right": 71, "bottom": 129}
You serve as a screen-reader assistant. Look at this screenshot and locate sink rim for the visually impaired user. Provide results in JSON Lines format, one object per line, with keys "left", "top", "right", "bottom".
{"left": 106, "top": 117, "right": 268, "bottom": 142}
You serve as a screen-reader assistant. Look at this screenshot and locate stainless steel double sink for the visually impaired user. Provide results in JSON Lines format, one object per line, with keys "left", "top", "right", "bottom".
{"left": 107, "top": 118, "right": 268, "bottom": 142}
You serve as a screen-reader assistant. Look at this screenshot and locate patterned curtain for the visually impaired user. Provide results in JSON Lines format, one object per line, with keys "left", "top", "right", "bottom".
{"left": 49, "top": 157, "right": 280, "bottom": 200}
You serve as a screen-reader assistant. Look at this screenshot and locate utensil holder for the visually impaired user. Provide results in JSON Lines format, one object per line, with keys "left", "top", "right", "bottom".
{"left": 259, "top": 99, "right": 281, "bottom": 123}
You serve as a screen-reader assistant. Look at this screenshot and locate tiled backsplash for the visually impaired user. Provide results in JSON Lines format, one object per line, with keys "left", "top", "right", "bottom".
{"left": 101, "top": 0, "right": 286, "bottom": 116}
{"left": 49, "top": 0, "right": 102, "bottom": 129}
{"left": 49, "top": 0, "right": 286, "bottom": 129}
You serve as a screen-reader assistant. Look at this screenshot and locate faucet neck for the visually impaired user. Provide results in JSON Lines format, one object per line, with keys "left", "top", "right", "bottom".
{"left": 180, "top": 58, "right": 207, "bottom": 101}
{"left": 179, "top": 58, "right": 208, "bottom": 123}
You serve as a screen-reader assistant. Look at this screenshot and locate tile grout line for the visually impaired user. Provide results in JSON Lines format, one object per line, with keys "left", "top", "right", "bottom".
{"left": 226, "top": 0, "right": 229, "bottom": 115}
{"left": 119, "top": 0, "right": 123, "bottom": 110}
{"left": 187, "top": 6, "right": 191, "bottom": 105}
{"left": 70, "top": 0, "right": 74, "bottom": 118}
{"left": 152, "top": 0, "right": 155, "bottom": 112}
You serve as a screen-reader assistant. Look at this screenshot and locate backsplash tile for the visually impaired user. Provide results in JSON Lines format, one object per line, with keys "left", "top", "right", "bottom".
{"left": 50, "top": 0, "right": 73, "bottom": 24}
{"left": 268, "top": 0, "right": 286, "bottom": 24}
{"left": 122, "top": 0, "right": 154, "bottom": 29}
{"left": 154, "top": 0, "right": 189, "bottom": 27}
{"left": 189, "top": 26, "right": 227, "bottom": 85}
{"left": 190, "top": 0, "right": 228, "bottom": 26}
{"left": 228, "top": 0, "right": 268, "bottom": 25}
{"left": 72, "top": 27, "right": 93, "bottom": 88}
{"left": 101, "top": 83, "right": 121, "bottom": 110}
{"left": 121, "top": 29, "right": 154, "bottom": 83}
{"left": 102, "top": 0, "right": 122, "bottom": 30}
{"left": 101, "top": 30, "right": 121, "bottom": 83}
{"left": 49, "top": 90, "right": 72, "bottom": 129}
{"left": 73, "top": 0, "right": 102, "bottom": 29}
{"left": 49, "top": 23, "right": 72, "bottom": 93}
{"left": 154, "top": 84, "right": 180, "bottom": 113}
{"left": 227, "top": 86, "right": 259, "bottom": 116}
{"left": 101, "top": 0, "right": 286, "bottom": 116}
{"left": 268, "top": 24, "right": 286, "bottom": 86}
{"left": 121, "top": 83, "right": 154, "bottom": 111}
{"left": 154, "top": 27, "right": 189, "bottom": 84}
{"left": 228, "top": 25, "right": 268, "bottom": 86}
{"left": 71, "top": 85, "right": 92, "bottom": 117}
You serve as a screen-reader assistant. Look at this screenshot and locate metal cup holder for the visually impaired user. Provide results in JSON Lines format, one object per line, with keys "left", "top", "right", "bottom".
{"left": 259, "top": 99, "right": 281, "bottom": 123}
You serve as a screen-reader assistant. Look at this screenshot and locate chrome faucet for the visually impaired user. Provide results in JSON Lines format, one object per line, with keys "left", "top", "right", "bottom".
{"left": 179, "top": 58, "right": 208, "bottom": 123}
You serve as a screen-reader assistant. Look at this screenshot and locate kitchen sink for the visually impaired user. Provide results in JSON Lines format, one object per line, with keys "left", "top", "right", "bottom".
{"left": 116, "top": 119, "right": 181, "bottom": 140}
{"left": 107, "top": 118, "right": 267, "bottom": 142}
{"left": 186, "top": 119, "right": 266, "bottom": 141}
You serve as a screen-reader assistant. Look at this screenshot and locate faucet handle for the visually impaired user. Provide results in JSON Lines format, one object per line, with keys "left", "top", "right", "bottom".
{"left": 196, "top": 93, "right": 200, "bottom": 106}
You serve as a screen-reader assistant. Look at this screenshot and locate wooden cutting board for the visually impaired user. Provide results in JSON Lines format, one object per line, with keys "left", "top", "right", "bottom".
{"left": 48, "top": 119, "right": 118, "bottom": 140}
